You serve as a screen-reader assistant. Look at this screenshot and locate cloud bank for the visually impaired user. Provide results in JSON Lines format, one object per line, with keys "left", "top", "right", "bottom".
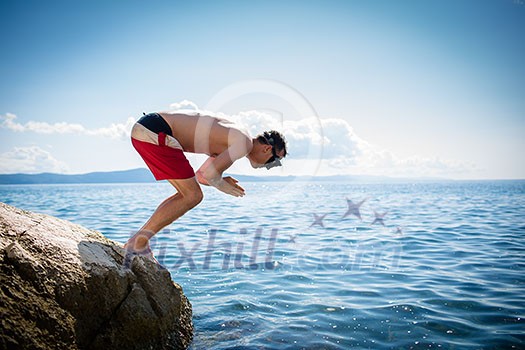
{"left": 0, "top": 146, "right": 69, "bottom": 174}
{"left": 222, "top": 111, "right": 476, "bottom": 177}
{"left": 0, "top": 113, "right": 135, "bottom": 140}
{"left": 191, "top": 106, "right": 475, "bottom": 177}
{"left": 1, "top": 103, "right": 475, "bottom": 177}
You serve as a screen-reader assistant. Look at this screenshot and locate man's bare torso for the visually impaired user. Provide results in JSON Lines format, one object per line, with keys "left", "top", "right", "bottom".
{"left": 159, "top": 112, "right": 251, "bottom": 156}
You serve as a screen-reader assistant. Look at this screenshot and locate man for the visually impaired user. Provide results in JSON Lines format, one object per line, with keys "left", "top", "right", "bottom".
{"left": 124, "top": 111, "right": 287, "bottom": 260}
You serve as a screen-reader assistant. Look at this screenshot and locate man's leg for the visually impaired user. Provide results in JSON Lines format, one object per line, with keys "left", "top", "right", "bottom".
{"left": 125, "top": 177, "right": 203, "bottom": 252}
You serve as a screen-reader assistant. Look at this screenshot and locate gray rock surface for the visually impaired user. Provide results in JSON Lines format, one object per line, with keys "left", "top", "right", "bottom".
{"left": 0, "top": 202, "right": 193, "bottom": 350}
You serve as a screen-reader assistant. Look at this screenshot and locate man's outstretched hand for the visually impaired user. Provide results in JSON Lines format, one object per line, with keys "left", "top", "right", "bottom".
{"left": 218, "top": 176, "right": 245, "bottom": 197}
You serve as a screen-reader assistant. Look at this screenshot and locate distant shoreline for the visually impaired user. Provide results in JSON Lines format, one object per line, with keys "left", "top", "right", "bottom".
{"left": 0, "top": 168, "right": 523, "bottom": 185}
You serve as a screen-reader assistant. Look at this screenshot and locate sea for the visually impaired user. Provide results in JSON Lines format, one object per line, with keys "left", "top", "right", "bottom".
{"left": 1, "top": 180, "right": 524, "bottom": 350}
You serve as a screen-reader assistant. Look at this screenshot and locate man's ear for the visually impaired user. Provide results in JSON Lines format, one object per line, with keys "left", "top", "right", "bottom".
{"left": 263, "top": 144, "right": 273, "bottom": 153}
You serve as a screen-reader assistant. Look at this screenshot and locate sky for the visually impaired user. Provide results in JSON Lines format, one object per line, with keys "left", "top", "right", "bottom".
{"left": 1, "top": 0, "right": 524, "bottom": 179}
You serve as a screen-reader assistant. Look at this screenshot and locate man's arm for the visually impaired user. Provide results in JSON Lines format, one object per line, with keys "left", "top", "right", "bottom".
{"left": 196, "top": 139, "right": 251, "bottom": 197}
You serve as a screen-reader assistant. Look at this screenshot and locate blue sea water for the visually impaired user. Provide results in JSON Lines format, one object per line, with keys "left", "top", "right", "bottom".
{"left": 1, "top": 180, "right": 524, "bottom": 349}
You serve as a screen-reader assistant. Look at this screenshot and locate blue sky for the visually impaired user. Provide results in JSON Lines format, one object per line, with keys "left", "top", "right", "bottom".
{"left": 1, "top": 0, "right": 524, "bottom": 179}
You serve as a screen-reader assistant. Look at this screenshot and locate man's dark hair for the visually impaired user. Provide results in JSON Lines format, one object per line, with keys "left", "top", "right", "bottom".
{"left": 256, "top": 130, "right": 287, "bottom": 158}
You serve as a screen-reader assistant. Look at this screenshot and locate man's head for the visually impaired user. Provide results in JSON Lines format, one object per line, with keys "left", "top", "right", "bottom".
{"left": 248, "top": 130, "right": 287, "bottom": 169}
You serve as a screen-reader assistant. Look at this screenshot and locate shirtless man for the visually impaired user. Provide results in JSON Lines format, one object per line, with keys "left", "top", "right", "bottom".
{"left": 124, "top": 111, "right": 287, "bottom": 259}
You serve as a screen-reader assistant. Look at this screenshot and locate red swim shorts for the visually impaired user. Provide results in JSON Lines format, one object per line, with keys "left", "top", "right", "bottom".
{"left": 131, "top": 133, "right": 195, "bottom": 180}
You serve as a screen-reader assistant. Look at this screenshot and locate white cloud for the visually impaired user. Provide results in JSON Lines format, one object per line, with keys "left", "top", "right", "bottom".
{"left": 220, "top": 111, "right": 325, "bottom": 159}
{"left": 0, "top": 146, "right": 70, "bottom": 174}
{"left": 324, "top": 152, "right": 477, "bottom": 178}
{"left": 168, "top": 99, "right": 199, "bottom": 111}
{"left": 84, "top": 118, "right": 136, "bottom": 139}
{"left": 0, "top": 113, "right": 135, "bottom": 140}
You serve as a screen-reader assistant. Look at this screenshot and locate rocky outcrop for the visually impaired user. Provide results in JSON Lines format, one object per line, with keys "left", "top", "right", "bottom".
{"left": 0, "top": 202, "right": 193, "bottom": 350}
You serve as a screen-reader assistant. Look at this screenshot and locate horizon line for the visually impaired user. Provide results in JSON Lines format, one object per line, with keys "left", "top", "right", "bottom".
{"left": 0, "top": 167, "right": 524, "bottom": 182}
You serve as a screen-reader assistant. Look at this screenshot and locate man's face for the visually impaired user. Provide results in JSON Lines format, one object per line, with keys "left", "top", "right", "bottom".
{"left": 248, "top": 144, "right": 284, "bottom": 169}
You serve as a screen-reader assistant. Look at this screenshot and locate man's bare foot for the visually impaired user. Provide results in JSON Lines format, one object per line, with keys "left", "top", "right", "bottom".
{"left": 124, "top": 230, "right": 165, "bottom": 268}
{"left": 124, "top": 230, "right": 154, "bottom": 253}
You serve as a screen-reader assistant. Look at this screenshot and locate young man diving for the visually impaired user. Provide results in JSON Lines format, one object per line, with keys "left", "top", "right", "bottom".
{"left": 124, "top": 111, "right": 287, "bottom": 260}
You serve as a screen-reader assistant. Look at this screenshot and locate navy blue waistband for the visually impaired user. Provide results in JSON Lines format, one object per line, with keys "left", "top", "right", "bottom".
{"left": 137, "top": 113, "right": 173, "bottom": 136}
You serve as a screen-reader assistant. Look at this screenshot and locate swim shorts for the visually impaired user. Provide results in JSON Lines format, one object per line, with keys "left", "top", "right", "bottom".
{"left": 131, "top": 113, "right": 195, "bottom": 180}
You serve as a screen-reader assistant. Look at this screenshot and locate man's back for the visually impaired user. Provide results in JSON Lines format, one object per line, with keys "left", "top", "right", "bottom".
{"left": 159, "top": 112, "right": 251, "bottom": 156}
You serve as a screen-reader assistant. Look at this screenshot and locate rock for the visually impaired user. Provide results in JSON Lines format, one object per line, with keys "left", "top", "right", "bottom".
{"left": 0, "top": 202, "right": 193, "bottom": 350}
